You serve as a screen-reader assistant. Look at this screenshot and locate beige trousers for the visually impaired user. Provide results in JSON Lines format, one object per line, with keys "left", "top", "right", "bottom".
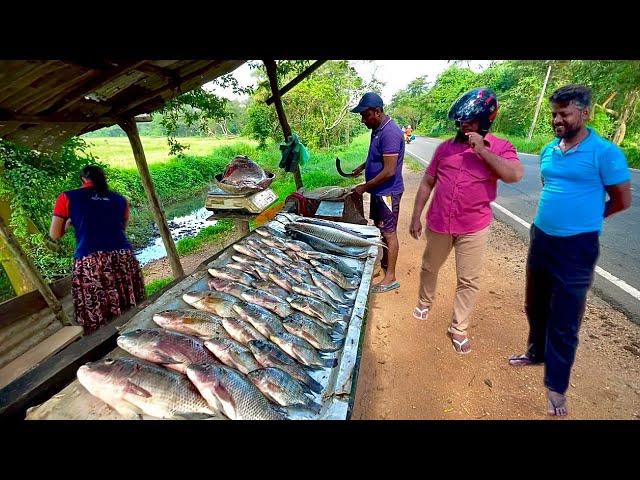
{"left": 418, "top": 225, "right": 490, "bottom": 335}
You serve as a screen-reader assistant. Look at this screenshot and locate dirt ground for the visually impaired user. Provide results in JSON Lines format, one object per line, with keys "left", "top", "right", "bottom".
{"left": 143, "top": 166, "right": 640, "bottom": 420}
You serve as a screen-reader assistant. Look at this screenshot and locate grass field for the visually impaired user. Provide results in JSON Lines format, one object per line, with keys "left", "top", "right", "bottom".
{"left": 81, "top": 136, "right": 258, "bottom": 167}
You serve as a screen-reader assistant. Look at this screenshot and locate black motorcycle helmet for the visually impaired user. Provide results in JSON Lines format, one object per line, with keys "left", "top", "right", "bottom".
{"left": 448, "top": 87, "right": 499, "bottom": 133}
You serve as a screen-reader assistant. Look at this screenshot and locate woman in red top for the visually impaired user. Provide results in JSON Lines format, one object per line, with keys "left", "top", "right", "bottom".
{"left": 49, "top": 165, "right": 145, "bottom": 333}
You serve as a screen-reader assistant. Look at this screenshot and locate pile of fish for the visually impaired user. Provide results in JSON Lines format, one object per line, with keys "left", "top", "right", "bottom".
{"left": 76, "top": 213, "right": 378, "bottom": 420}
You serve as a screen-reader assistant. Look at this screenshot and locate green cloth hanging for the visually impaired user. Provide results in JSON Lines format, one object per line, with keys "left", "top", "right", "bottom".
{"left": 278, "top": 133, "right": 309, "bottom": 172}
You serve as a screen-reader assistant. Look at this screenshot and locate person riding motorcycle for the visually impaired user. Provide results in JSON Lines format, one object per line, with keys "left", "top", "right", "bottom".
{"left": 404, "top": 125, "right": 414, "bottom": 144}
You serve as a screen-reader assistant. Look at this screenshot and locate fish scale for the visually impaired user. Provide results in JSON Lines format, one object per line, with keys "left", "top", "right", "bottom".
{"left": 77, "top": 357, "right": 217, "bottom": 420}
{"left": 186, "top": 364, "right": 288, "bottom": 420}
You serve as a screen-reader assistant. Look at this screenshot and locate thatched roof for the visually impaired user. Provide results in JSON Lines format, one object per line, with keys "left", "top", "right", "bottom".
{"left": 0, "top": 60, "right": 247, "bottom": 151}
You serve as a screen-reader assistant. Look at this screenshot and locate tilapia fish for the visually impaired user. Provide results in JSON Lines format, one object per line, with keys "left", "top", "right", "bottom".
{"left": 221, "top": 316, "right": 268, "bottom": 345}
{"left": 208, "top": 277, "right": 252, "bottom": 301}
{"left": 287, "top": 293, "right": 348, "bottom": 325}
{"left": 186, "top": 364, "right": 288, "bottom": 420}
{"left": 77, "top": 357, "right": 217, "bottom": 420}
{"left": 310, "top": 270, "right": 355, "bottom": 305}
{"left": 312, "top": 262, "right": 360, "bottom": 291}
{"left": 116, "top": 328, "right": 220, "bottom": 373}
{"left": 282, "top": 314, "right": 345, "bottom": 352}
{"left": 204, "top": 337, "right": 262, "bottom": 374}
{"left": 255, "top": 225, "right": 287, "bottom": 239}
{"left": 153, "top": 309, "right": 230, "bottom": 340}
{"left": 240, "top": 289, "right": 292, "bottom": 318}
{"left": 295, "top": 249, "right": 359, "bottom": 276}
{"left": 291, "top": 283, "right": 340, "bottom": 310}
{"left": 251, "top": 280, "right": 289, "bottom": 299}
{"left": 270, "top": 332, "right": 337, "bottom": 368}
{"left": 208, "top": 266, "right": 255, "bottom": 287}
{"left": 232, "top": 242, "right": 264, "bottom": 259}
{"left": 247, "top": 367, "right": 322, "bottom": 414}
{"left": 232, "top": 303, "right": 287, "bottom": 337}
{"left": 248, "top": 339, "right": 324, "bottom": 394}
{"left": 182, "top": 291, "right": 240, "bottom": 318}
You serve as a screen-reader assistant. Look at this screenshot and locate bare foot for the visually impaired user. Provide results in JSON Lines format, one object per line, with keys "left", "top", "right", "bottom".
{"left": 547, "top": 389, "right": 567, "bottom": 416}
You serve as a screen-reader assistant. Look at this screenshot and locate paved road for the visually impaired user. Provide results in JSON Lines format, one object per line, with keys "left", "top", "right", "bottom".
{"left": 405, "top": 135, "right": 640, "bottom": 324}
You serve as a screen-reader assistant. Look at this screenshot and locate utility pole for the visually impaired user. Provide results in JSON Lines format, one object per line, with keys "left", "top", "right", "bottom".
{"left": 527, "top": 64, "right": 552, "bottom": 142}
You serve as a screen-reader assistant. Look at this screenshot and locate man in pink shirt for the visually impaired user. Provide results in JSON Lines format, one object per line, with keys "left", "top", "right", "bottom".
{"left": 409, "top": 87, "right": 523, "bottom": 354}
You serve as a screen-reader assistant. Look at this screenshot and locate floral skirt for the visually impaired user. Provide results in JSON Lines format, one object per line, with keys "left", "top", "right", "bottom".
{"left": 72, "top": 249, "right": 145, "bottom": 334}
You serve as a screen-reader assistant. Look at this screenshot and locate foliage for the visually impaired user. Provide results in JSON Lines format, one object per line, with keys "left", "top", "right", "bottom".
{"left": 243, "top": 61, "right": 382, "bottom": 150}
{"left": 144, "top": 277, "right": 173, "bottom": 297}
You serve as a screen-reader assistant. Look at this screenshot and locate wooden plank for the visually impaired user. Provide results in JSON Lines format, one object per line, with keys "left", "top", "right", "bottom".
{"left": 0, "top": 277, "right": 180, "bottom": 420}
{"left": 0, "top": 215, "right": 71, "bottom": 326}
{"left": 0, "top": 273, "right": 71, "bottom": 328}
{"left": 0, "top": 326, "right": 84, "bottom": 389}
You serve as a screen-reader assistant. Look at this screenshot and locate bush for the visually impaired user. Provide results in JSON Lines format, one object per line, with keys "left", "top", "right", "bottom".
{"left": 622, "top": 146, "right": 640, "bottom": 169}
{"left": 176, "top": 237, "right": 201, "bottom": 255}
{"left": 144, "top": 277, "right": 173, "bottom": 296}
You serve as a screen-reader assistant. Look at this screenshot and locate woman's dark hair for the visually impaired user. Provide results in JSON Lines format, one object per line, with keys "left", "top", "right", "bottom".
{"left": 549, "top": 84, "right": 591, "bottom": 109}
{"left": 80, "top": 165, "right": 109, "bottom": 197}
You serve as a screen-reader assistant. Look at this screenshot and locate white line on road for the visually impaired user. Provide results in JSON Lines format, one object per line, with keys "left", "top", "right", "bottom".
{"left": 491, "top": 201, "right": 640, "bottom": 301}
{"left": 405, "top": 150, "right": 430, "bottom": 166}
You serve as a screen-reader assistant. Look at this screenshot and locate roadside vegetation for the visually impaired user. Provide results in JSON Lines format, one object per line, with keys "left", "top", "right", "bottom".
{"left": 2, "top": 59, "right": 639, "bottom": 302}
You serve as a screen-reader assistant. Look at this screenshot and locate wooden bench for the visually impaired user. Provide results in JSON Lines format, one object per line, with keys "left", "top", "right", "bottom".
{"left": 0, "top": 326, "right": 84, "bottom": 390}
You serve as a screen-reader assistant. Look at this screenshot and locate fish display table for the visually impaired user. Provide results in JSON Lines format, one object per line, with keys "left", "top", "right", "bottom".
{"left": 25, "top": 219, "right": 380, "bottom": 420}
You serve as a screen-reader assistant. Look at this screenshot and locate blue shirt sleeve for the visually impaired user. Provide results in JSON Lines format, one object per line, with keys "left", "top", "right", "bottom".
{"left": 598, "top": 143, "right": 631, "bottom": 186}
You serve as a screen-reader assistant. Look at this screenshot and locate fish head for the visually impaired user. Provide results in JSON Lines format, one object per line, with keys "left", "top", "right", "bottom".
{"left": 76, "top": 358, "right": 134, "bottom": 399}
{"left": 152, "top": 310, "right": 184, "bottom": 327}
{"left": 182, "top": 291, "right": 208, "bottom": 306}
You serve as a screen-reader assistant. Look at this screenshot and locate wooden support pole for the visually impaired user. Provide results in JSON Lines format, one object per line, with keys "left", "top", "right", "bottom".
{"left": 263, "top": 60, "right": 303, "bottom": 191}
{"left": 265, "top": 60, "right": 327, "bottom": 105}
{"left": 234, "top": 219, "right": 250, "bottom": 239}
{"left": 0, "top": 216, "right": 71, "bottom": 326}
{"left": 119, "top": 118, "right": 185, "bottom": 279}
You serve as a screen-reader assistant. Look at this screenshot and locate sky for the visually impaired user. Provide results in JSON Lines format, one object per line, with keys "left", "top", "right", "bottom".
{"left": 208, "top": 60, "right": 492, "bottom": 104}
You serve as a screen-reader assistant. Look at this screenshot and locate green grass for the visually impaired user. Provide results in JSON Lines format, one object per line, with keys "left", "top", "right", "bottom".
{"left": 405, "top": 154, "right": 425, "bottom": 172}
{"left": 144, "top": 277, "right": 173, "bottom": 296}
{"left": 81, "top": 136, "right": 257, "bottom": 168}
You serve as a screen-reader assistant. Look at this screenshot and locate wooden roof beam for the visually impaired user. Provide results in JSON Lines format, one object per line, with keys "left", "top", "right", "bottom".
{"left": 0, "top": 113, "right": 151, "bottom": 125}
{"left": 114, "top": 61, "right": 246, "bottom": 118}
{"left": 41, "top": 60, "right": 148, "bottom": 115}
{"left": 265, "top": 60, "right": 327, "bottom": 105}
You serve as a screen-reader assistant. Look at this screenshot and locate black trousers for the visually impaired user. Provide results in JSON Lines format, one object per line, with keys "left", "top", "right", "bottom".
{"left": 524, "top": 224, "right": 599, "bottom": 394}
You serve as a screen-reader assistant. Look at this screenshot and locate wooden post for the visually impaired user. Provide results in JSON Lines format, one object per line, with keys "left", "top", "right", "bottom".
{"left": 0, "top": 215, "right": 71, "bottom": 326}
{"left": 235, "top": 220, "right": 250, "bottom": 238}
{"left": 263, "top": 59, "right": 303, "bottom": 191}
{"left": 527, "top": 64, "right": 552, "bottom": 142}
{"left": 119, "top": 119, "right": 185, "bottom": 279}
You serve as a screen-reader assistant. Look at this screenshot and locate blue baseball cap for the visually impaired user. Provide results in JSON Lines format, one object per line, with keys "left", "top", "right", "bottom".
{"left": 351, "top": 92, "right": 384, "bottom": 113}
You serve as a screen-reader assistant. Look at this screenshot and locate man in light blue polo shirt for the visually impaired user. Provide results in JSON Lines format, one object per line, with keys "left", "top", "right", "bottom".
{"left": 508, "top": 84, "right": 631, "bottom": 417}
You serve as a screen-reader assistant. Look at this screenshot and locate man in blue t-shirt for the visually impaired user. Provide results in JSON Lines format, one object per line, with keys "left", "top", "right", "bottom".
{"left": 508, "top": 84, "right": 631, "bottom": 417}
{"left": 350, "top": 92, "right": 405, "bottom": 294}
